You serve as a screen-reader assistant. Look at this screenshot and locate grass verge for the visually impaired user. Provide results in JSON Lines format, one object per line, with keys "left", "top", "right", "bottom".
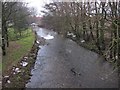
{"left": 2, "top": 30, "right": 40, "bottom": 88}
{"left": 3, "top": 29, "right": 35, "bottom": 76}
{"left": 2, "top": 28, "right": 38, "bottom": 90}
{"left": 2, "top": 40, "right": 39, "bottom": 88}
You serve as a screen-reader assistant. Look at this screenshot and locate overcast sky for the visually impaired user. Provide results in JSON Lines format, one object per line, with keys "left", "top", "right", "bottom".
{"left": 26, "top": 0, "right": 51, "bottom": 16}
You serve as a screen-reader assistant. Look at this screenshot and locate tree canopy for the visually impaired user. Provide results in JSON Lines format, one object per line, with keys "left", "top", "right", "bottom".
{"left": 2, "top": 2, "right": 36, "bottom": 55}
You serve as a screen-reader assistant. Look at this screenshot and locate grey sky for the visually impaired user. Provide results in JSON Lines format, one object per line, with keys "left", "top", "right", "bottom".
{"left": 26, "top": 0, "right": 51, "bottom": 16}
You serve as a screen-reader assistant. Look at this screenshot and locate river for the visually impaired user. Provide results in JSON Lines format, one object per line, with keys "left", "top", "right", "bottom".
{"left": 26, "top": 28, "right": 118, "bottom": 88}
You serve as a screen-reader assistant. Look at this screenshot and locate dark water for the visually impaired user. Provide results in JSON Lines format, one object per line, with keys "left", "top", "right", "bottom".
{"left": 26, "top": 28, "right": 118, "bottom": 88}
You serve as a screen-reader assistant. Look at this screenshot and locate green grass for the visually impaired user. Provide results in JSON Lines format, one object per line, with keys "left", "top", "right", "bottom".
{"left": 3, "top": 28, "right": 35, "bottom": 75}
{"left": 8, "top": 28, "right": 32, "bottom": 41}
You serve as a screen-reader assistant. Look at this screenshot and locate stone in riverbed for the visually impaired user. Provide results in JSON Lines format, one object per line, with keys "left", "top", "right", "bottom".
{"left": 4, "top": 76, "right": 9, "bottom": 78}
{"left": 7, "top": 80, "right": 11, "bottom": 84}
{"left": 14, "top": 68, "right": 21, "bottom": 73}
{"left": 20, "top": 61, "right": 28, "bottom": 67}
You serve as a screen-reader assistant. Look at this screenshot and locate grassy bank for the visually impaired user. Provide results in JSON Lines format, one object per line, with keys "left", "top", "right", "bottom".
{"left": 3, "top": 28, "right": 35, "bottom": 75}
{"left": 2, "top": 41, "right": 39, "bottom": 88}
{"left": 2, "top": 30, "right": 40, "bottom": 88}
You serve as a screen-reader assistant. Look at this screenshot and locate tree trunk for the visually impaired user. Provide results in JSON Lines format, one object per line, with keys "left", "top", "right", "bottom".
{"left": 4, "top": 25, "right": 9, "bottom": 47}
{"left": 2, "top": 23, "right": 6, "bottom": 55}
{"left": 2, "top": 36, "right": 6, "bottom": 56}
{"left": 95, "top": 2, "right": 101, "bottom": 53}
{"left": 99, "top": 2, "right": 105, "bottom": 50}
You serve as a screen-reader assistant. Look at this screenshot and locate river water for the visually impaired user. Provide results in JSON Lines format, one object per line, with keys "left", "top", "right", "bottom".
{"left": 26, "top": 28, "right": 118, "bottom": 88}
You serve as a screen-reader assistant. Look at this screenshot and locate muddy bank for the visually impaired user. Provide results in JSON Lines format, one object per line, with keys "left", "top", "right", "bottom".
{"left": 2, "top": 32, "right": 43, "bottom": 89}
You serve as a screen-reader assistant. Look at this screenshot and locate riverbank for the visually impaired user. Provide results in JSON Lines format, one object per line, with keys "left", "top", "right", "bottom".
{"left": 68, "top": 35, "right": 119, "bottom": 68}
{"left": 3, "top": 29, "right": 35, "bottom": 75}
{"left": 2, "top": 29, "right": 40, "bottom": 88}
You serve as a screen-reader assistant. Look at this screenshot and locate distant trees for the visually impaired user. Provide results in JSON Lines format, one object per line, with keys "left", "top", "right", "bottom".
{"left": 2, "top": 2, "right": 34, "bottom": 55}
{"left": 42, "top": 1, "right": 120, "bottom": 66}
{"left": 12, "top": 3, "right": 31, "bottom": 37}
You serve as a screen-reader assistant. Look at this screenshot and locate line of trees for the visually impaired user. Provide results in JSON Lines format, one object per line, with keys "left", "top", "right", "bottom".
{"left": 42, "top": 1, "right": 120, "bottom": 66}
{"left": 2, "top": 2, "right": 36, "bottom": 56}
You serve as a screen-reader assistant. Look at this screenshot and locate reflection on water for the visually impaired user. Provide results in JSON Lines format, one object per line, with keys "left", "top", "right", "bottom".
{"left": 44, "top": 35, "right": 54, "bottom": 40}
{"left": 36, "top": 28, "right": 54, "bottom": 40}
